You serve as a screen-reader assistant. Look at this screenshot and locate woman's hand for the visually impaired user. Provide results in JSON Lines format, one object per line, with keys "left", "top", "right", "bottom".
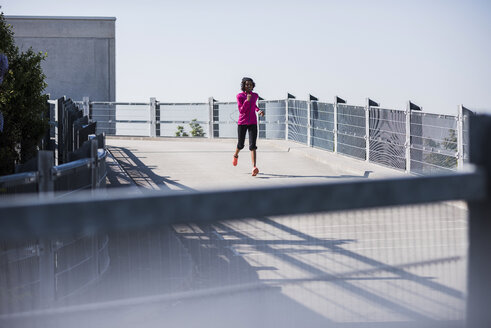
{"left": 258, "top": 110, "right": 264, "bottom": 117}
{"left": 247, "top": 93, "right": 252, "bottom": 101}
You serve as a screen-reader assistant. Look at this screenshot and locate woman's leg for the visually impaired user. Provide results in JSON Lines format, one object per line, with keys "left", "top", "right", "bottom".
{"left": 251, "top": 149, "right": 256, "bottom": 167}
{"left": 248, "top": 124, "right": 258, "bottom": 169}
{"left": 234, "top": 125, "right": 247, "bottom": 165}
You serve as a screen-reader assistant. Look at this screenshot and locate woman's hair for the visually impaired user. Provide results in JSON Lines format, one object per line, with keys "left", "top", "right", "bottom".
{"left": 241, "top": 77, "right": 255, "bottom": 92}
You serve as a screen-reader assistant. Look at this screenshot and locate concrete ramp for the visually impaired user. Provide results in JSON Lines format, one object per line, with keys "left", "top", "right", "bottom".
{"left": 105, "top": 137, "right": 404, "bottom": 191}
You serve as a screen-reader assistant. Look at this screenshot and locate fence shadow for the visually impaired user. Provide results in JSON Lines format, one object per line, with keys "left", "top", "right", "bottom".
{"left": 107, "top": 145, "right": 195, "bottom": 191}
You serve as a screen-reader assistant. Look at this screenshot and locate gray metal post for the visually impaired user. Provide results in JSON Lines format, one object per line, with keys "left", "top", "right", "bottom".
{"left": 333, "top": 96, "right": 341, "bottom": 154}
{"left": 285, "top": 96, "right": 289, "bottom": 141}
{"left": 38, "top": 239, "right": 55, "bottom": 307}
{"left": 155, "top": 99, "right": 160, "bottom": 137}
{"left": 466, "top": 114, "right": 491, "bottom": 328}
{"left": 83, "top": 97, "right": 90, "bottom": 117}
{"left": 405, "top": 101, "right": 411, "bottom": 173}
{"left": 366, "top": 98, "right": 379, "bottom": 163}
{"left": 365, "top": 98, "right": 370, "bottom": 162}
{"left": 307, "top": 98, "right": 312, "bottom": 147}
{"left": 208, "top": 97, "right": 214, "bottom": 139}
{"left": 150, "top": 97, "right": 157, "bottom": 137}
{"left": 92, "top": 235, "right": 100, "bottom": 279}
{"left": 38, "top": 150, "right": 54, "bottom": 195}
{"left": 90, "top": 138, "right": 99, "bottom": 189}
{"left": 457, "top": 104, "right": 464, "bottom": 169}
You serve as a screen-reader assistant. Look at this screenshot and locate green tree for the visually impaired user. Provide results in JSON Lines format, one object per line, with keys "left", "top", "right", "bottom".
{"left": 175, "top": 125, "right": 188, "bottom": 137}
{"left": 423, "top": 129, "right": 458, "bottom": 169}
{"left": 189, "top": 119, "right": 205, "bottom": 137}
{"left": 0, "top": 11, "right": 49, "bottom": 175}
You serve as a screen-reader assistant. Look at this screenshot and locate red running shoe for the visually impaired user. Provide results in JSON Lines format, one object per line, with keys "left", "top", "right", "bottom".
{"left": 252, "top": 167, "right": 259, "bottom": 176}
{"left": 233, "top": 155, "right": 238, "bottom": 166}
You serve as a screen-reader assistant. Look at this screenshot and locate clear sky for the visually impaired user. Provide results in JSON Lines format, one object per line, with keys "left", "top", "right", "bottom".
{"left": 2, "top": 0, "right": 491, "bottom": 115}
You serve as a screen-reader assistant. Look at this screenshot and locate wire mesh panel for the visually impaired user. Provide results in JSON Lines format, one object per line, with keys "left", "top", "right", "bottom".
{"left": 337, "top": 104, "right": 366, "bottom": 160}
{"left": 0, "top": 239, "right": 41, "bottom": 314}
{"left": 53, "top": 162, "right": 92, "bottom": 194}
{"left": 0, "top": 202, "right": 468, "bottom": 327}
{"left": 217, "top": 102, "right": 237, "bottom": 138}
{"left": 159, "top": 103, "right": 208, "bottom": 137}
{"left": 261, "top": 100, "right": 286, "bottom": 140}
{"left": 288, "top": 100, "right": 308, "bottom": 144}
{"left": 0, "top": 234, "right": 109, "bottom": 314}
{"left": 410, "top": 112, "right": 458, "bottom": 174}
{"left": 0, "top": 173, "right": 38, "bottom": 198}
{"left": 53, "top": 234, "right": 110, "bottom": 303}
{"left": 91, "top": 103, "right": 117, "bottom": 136}
{"left": 311, "top": 102, "right": 335, "bottom": 151}
{"left": 116, "top": 104, "right": 151, "bottom": 137}
{"left": 369, "top": 108, "right": 406, "bottom": 170}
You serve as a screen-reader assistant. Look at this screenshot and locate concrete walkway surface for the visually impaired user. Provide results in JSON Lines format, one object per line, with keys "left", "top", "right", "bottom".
{"left": 104, "top": 137, "right": 404, "bottom": 191}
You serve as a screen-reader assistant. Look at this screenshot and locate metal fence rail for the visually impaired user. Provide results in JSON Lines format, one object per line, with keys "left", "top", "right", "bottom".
{"left": 80, "top": 95, "right": 473, "bottom": 174}
{"left": 0, "top": 140, "right": 107, "bottom": 198}
{"left": 0, "top": 115, "right": 490, "bottom": 328}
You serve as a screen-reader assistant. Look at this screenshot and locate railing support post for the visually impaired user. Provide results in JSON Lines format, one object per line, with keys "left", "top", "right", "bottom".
{"left": 457, "top": 104, "right": 464, "bottom": 169}
{"left": 467, "top": 114, "right": 491, "bottom": 328}
{"left": 307, "top": 96, "right": 312, "bottom": 147}
{"left": 365, "top": 99, "right": 370, "bottom": 162}
{"left": 405, "top": 102, "right": 411, "bottom": 173}
{"left": 38, "top": 239, "right": 55, "bottom": 307}
{"left": 83, "top": 96, "right": 90, "bottom": 118}
{"left": 90, "top": 137, "right": 99, "bottom": 189}
{"left": 38, "top": 150, "right": 54, "bottom": 196}
{"left": 333, "top": 96, "right": 345, "bottom": 154}
{"left": 285, "top": 96, "right": 289, "bottom": 141}
{"left": 150, "top": 97, "right": 157, "bottom": 137}
{"left": 366, "top": 98, "right": 379, "bottom": 163}
{"left": 208, "top": 97, "right": 215, "bottom": 139}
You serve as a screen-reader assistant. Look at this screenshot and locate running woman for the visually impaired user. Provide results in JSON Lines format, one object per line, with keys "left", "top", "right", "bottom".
{"left": 233, "top": 77, "right": 264, "bottom": 176}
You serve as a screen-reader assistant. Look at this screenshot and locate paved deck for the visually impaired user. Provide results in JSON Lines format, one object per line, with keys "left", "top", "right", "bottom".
{"left": 105, "top": 137, "right": 404, "bottom": 191}
{"left": 18, "top": 138, "right": 464, "bottom": 328}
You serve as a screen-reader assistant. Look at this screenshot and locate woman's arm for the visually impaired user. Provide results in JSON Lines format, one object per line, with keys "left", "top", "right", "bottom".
{"left": 254, "top": 94, "right": 264, "bottom": 116}
{"left": 237, "top": 94, "right": 250, "bottom": 113}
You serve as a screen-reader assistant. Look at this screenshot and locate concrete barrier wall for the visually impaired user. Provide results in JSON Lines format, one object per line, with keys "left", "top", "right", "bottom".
{"left": 5, "top": 16, "right": 116, "bottom": 101}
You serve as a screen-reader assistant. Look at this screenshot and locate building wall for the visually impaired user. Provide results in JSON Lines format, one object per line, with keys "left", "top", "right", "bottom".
{"left": 5, "top": 16, "right": 116, "bottom": 101}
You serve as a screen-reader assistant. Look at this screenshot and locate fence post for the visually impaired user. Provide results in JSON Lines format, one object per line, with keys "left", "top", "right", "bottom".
{"left": 38, "top": 150, "right": 54, "bottom": 195}
{"left": 457, "top": 104, "right": 464, "bottom": 169}
{"left": 258, "top": 97, "right": 266, "bottom": 139}
{"left": 150, "top": 97, "right": 157, "bottom": 137}
{"left": 285, "top": 95, "right": 289, "bottom": 141}
{"left": 208, "top": 97, "right": 215, "bottom": 139}
{"left": 365, "top": 99, "right": 370, "bottom": 162}
{"left": 405, "top": 102, "right": 411, "bottom": 173}
{"left": 38, "top": 239, "right": 55, "bottom": 307}
{"left": 466, "top": 114, "right": 491, "bottom": 328}
{"left": 83, "top": 97, "right": 90, "bottom": 118}
{"left": 90, "top": 137, "right": 99, "bottom": 189}
{"left": 333, "top": 96, "right": 345, "bottom": 154}
{"left": 366, "top": 98, "right": 379, "bottom": 163}
{"left": 405, "top": 101, "right": 422, "bottom": 173}
{"left": 155, "top": 98, "right": 160, "bottom": 137}
{"left": 307, "top": 95, "right": 313, "bottom": 147}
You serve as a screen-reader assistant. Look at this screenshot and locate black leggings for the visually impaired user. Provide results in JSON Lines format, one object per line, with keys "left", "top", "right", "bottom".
{"left": 237, "top": 124, "right": 258, "bottom": 151}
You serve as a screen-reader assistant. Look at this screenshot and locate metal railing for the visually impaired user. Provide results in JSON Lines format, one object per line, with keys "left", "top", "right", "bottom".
{"left": 78, "top": 95, "right": 473, "bottom": 174}
{"left": 0, "top": 114, "right": 490, "bottom": 327}
{"left": 0, "top": 139, "right": 107, "bottom": 197}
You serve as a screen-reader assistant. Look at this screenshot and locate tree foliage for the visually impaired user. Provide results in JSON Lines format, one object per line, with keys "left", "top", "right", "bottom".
{"left": 0, "top": 11, "right": 49, "bottom": 175}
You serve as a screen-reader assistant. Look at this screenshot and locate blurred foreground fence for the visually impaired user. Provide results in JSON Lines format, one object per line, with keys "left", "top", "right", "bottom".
{"left": 78, "top": 95, "right": 473, "bottom": 175}
{"left": 0, "top": 115, "right": 489, "bottom": 327}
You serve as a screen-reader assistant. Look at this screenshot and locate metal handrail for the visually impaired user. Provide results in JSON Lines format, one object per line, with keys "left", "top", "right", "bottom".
{"left": 0, "top": 166, "right": 485, "bottom": 241}
{"left": 0, "top": 172, "right": 38, "bottom": 188}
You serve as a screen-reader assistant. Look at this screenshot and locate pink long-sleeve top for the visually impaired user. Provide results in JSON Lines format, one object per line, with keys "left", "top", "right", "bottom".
{"left": 237, "top": 92, "right": 261, "bottom": 125}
